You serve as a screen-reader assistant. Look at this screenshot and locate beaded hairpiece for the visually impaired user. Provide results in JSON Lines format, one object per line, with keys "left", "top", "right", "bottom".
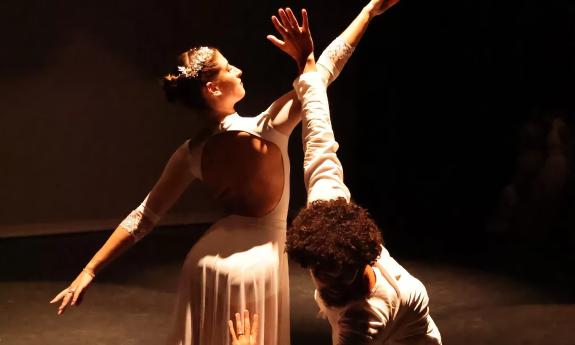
{"left": 176, "top": 46, "right": 215, "bottom": 79}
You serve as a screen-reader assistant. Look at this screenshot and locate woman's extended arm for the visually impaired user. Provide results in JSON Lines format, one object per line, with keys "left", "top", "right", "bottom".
{"left": 317, "top": 0, "right": 400, "bottom": 85}
{"left": 50, "top": 142, "right": 196, "bottom": 315}
{"left": 265, "top": 0, "right": 400, "bottom": 136}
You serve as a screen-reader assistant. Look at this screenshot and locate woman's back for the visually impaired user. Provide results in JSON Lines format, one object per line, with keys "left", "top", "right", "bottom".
{"left": 202, "top": 131, "right": 285, "bottom": 217}
{"left": 174, "top": 118, "right": 292, "bottom": 345}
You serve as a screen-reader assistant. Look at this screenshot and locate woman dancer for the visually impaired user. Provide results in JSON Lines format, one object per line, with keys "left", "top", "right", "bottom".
{"left": 50, "top": 1, "right": 399, "bottom": 344}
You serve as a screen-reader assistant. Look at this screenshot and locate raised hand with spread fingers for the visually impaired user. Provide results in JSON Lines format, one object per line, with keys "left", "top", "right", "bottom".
{"left": 267, "top": 7, "right": 315, "bottom": 74}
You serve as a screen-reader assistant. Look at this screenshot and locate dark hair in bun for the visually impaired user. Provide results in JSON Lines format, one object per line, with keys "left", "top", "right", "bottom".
{"left": 162, "top": 46, "right": 220, "bottom": 109}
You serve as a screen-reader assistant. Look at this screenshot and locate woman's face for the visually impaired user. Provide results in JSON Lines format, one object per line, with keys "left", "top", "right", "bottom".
{"left": 210, "top": 51, "right": 245, "bottom": 104}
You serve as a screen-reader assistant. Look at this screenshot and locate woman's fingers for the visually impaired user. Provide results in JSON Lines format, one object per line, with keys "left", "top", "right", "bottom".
{"left": 49, "top": 289, "right": 68, "bottom": 304}
{"left": 50, "top": 284, "right": 85, "bottom": 314}
{"left": 50, "top": 271, "right": 93, "bottom": 315}
{"left": 57, "top": 289, "right": 74, "bottom": 315}
{"left": 373, "top": 0, "right": 401, "bottom": 16}
{"left": 71, "top": 288, "right": 83, "bottom": 306}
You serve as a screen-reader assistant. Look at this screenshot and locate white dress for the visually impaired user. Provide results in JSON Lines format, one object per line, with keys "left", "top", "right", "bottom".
{"left": 166, "top": 112, "right": 291, "bottom": 345}
{"left": 164, "top": 37, "right": 355, "bottom": 345}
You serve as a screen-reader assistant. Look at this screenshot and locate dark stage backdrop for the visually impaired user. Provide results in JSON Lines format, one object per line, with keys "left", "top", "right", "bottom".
{"left": 1, "top": 0, "right": 574, "bottom": 255}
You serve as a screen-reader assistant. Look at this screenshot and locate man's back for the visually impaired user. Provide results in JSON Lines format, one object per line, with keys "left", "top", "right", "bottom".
{"left": 314, "top": 247, "right": 442, "bottom": 345}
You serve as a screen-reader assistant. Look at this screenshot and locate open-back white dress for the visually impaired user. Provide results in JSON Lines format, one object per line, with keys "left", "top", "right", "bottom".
{"left": 165, "top": 37, "right": 355, "bottom": 345}
{"left": 166, "top": 112, "right": 291, "bottom": 345}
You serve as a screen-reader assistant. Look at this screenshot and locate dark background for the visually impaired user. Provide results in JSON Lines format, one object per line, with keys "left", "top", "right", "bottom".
{"left": 1, "top": 1, "right": 574, "bottom": 344}
{"left": 1, "top": 0, "right": 574, "bottom": 275}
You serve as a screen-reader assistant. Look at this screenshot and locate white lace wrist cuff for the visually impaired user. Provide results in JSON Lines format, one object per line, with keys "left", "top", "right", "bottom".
{"left": 120, "top": 202, "right": 160, "bottom": 242}
{"left": 317, "top": 37, "right": 355, "bottom": 85}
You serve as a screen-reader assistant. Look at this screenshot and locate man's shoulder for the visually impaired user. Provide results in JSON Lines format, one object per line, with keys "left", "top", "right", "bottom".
{"left": 340, "top": 301, "right": 378, "bottom": 321}
{"left": 335, "top": 302, "right": 386, "bottom": 345}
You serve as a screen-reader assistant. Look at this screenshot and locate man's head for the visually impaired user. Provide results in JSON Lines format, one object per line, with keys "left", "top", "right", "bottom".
{"left": 287, "top": 198, "right": 383, "bottom": 305}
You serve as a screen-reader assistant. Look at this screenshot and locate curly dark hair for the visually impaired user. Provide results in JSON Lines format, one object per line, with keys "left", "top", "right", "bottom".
{"left": 287, "top": 198, "right": 383, "bottom": 271}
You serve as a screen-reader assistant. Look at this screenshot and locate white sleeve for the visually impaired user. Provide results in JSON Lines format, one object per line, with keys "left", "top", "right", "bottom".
{"left": 119, "top": 194, "right": 161, "bottom": 242}
{"left": 335, "top": 306, "right": 387, "bottom": 345}
{"left": 317, "top": 37, "right": 355, "bottom": 86}
{"left": 293, "top": 72, "right": 351, "bottom": 204}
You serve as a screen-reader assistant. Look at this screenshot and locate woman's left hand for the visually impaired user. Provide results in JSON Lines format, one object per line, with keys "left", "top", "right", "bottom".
{"left": 49, "top": 269, "right": 94, "bottom": 315}
{"left": 366, "top": 0, "right": 401, "bottom": 18}
{"left": 267, "top": 7, "right": 314, "bottom": 72}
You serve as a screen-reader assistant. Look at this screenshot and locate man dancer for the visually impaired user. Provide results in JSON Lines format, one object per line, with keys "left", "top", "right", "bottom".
{"left": 286, "top": 5, "right": 443, "bottom": 345}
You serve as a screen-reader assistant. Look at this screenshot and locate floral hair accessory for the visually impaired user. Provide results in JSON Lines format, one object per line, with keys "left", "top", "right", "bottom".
{"left": 177, "top": 46, "right": 214, "bottom": 79}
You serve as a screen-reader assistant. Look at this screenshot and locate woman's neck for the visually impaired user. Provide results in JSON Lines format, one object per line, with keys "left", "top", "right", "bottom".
{"left": 207, "top": 102, "right": 236, "bottom": 122}
{"left": 209, "top": 110, "right": 235, "bottom": 123}
{"left": 199, "top": 110, "right": 235, "bottom": 130}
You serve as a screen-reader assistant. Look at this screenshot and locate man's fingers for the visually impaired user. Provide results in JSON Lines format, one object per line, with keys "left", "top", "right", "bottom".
{"left": 301, "top": 9, "right": 309, "bottom": 33}
{"left": 235, "top": 312, "right": 242, "bottom": 334}
{"left": 243, "top": 310, "right": 251, "bottom": 337}
{"left": 266, "top": 35, "right": 284, "bottom": 49}
{"left": 252, "top": 314, "right": 259, "bottom": 344}
{"left": 285, "top": 8, "right": 300, "bottom": 30}
{"left": 271, "top": 15, "right": 287, "bottom": 36}
{"left": 227, "top": 320, "right": 237, "bottom": 341}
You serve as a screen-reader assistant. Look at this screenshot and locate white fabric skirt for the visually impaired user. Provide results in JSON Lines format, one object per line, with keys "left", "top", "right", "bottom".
{"left": 166, "top": 215, "right": 290, "bottom": 345}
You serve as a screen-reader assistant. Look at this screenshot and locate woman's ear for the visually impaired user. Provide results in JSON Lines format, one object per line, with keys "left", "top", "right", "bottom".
{"left": 205, "top": 81, "right": 222, "bottom": 96}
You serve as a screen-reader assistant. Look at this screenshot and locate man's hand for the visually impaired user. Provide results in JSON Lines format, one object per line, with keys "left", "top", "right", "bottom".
{"left": 228, "top": 310, "right": 259, "bottom": 345}
{"left": 267, "top": 8, "right": 314, "bottom": 73}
